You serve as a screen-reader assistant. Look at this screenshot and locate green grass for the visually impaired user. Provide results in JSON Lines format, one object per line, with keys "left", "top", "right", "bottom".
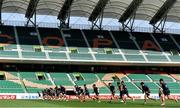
{"left": 0, "top": 100, "right": 179, "bottom": 108}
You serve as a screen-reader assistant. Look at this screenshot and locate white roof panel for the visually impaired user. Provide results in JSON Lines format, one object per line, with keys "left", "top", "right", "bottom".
{"left": 0, "top": 0, "right": 179, "bottom": 23}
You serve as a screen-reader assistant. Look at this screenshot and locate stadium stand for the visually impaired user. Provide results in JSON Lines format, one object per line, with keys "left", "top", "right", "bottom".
{"left": 0, "top": 24, "right": 179, "bottom": 96}
{"left": 0, "top": 71, "right": 179, "bottom": 94}
{"left": 127, "top": 74, "right": 150, "bottom": 81}
{"left": 50, "top": 72, "right": 74, "bottom": 86}
{"left": 0, "top": 26, "right": 17, "bottom": 51}
{"left": 16, "top": 26, "right": 40, "bottom": 52}
{"left": 0, "top": 80, "right": 24, "bottom": 93}
{"left": 148, "top": 74, "right": 174, "bottom": 82}
{"left": 0, "top": 25, "right": 180, "bottom": 63}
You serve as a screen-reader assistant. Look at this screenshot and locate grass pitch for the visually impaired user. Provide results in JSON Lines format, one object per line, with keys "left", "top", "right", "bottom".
{"left": 0, "top": 100, "right": 179, "bottom": 108}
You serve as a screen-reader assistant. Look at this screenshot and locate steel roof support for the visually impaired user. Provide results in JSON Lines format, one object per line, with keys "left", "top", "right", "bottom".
{"left": 150, "top": 0, "right": 176, "bottom": 33}
{"left": 89, "top": 0, "right": 109, "bottom": 30}
{"left": 25, "top": 0, "right": 40, "bottom": 27}
{"left": 0, "top": 0, "right": 3, "bottom": 25}
{"left": 57, "top": 0, "right": 74, "bottom": 29}
{"left": 119, "top": 0, "right": 143, "bottom": 32}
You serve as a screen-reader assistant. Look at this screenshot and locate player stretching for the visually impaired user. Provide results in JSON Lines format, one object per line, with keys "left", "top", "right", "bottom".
{"left": 92, "top": 84, "right": 101, "bottom": 103}
{"left": 83, "top": 84, "right": 91, "bottom": 101}
{"left": 159, "top": 79, "right": 178, "bottom": 106}
{"left": 140, "top": 82, "right": 156, "bottom": 104}
{"left": 121, "top": 81, "right": 134, "bottom": 104}
{"left": 108, "top": 83, "right": 116, "bottom": 103}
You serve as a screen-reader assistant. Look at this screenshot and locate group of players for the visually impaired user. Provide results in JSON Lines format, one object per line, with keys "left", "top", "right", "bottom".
{"left": 39, "top": 85, "right": 66, "bottom": 100}
{"left": 39, "top": 78, "right": 178, "bottom": 106}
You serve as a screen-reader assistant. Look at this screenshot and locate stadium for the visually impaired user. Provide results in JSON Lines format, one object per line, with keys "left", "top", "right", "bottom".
{"left": 0, "top": 0, "right": 179, "bottom": 107}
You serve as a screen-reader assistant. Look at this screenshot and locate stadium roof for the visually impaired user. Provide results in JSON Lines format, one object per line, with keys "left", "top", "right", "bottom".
{"left": 1, "top": 0, "right": 180, "bottom": 24}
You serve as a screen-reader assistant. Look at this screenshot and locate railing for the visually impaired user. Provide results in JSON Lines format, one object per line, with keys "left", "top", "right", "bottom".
{"left": 2, "top": 20, "right": 180, "bottom": 34}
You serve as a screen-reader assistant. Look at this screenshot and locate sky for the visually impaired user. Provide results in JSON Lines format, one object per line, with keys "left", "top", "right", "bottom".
{"left": 2, "top": 13, "right": 180, "bottom": 34}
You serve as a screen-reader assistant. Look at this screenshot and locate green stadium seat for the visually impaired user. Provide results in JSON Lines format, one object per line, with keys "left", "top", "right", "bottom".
{"left": 26, "top": 87, "right": 43, "bottom": 93}
{"left": 135, "top": 82, "right": 159, "bottom": 93}
{"left": 50, "top": 73, "right": 74, "bottom": 86}
{"left": 0, "top": 88, "right": 24, "bottom": 93}
{"left": 4, "top": 45, "right": 17, "bottom": 51}
{"left": 127, "top": 74, "right": 150, "bottom": 81}
{"left": 29, "top": 80, "right": 53, "bottom": 85}
{"left": 95, "top": 54, "right": 124, "bottom": 61}
{"left": 148, "top": 74, "right": 174, "bottom": 82}
{"left": 121, "top": 49, "right": 140, "bottom": 54}
{"left": 0, "top": 51, "right": 19, "bottom": 58}
{"left": 48, "top": 52, "right": 67, "bottom": 59}
{"left": 155, "top": 82, "right": 180, "bottom": 93}
{"left": 20, "top": 72, "right": 37, "bottom": 80}
{"left": 20, "top": 45, "right": 36, "bottom": 51}
{"left": 146, "top": 55, "right": 168, "bottom": 62}
{"left": 168, "top": 55, "right": 180, "bottom": 62}
{"left": 81, "top": 73, "right": 98, "bottom": 81}
{"left": 69, "top": 53, "right": 93, "bottom": 60}
{"left": 125, "top": 55, "right": 145, "bottom": 61}
{"left": 124, "top": 82, "right": 141, "bottom": 94}
{"left": 22, "top": 52, "right": 46, "bottom": 59}
{"left": 74, "top": 73, "right": 98, "bottom": 85}
{"left": 43, "top": 46, "right": 66, "bottom": 52}
{"left": 97, "top": 73, "right": 105, "bottom": 80}
{"left": 0, "top": 80, "right": 24, "bottom": 93}
{"left": 166, "top": 82, "right": 180, "bottom": 90}
{"left": 111, "top": 81, "right": 141, "bottom": 94}
{"left": 69, "top": 47, "right": 89, "bottom": 53}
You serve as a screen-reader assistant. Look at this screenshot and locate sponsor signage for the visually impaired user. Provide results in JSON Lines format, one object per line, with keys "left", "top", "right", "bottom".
{"left": 0, "top": 93, "right": 179, "bottom": 100}
{"left": 0, "top": 95, "right": 16, "bottom": 100}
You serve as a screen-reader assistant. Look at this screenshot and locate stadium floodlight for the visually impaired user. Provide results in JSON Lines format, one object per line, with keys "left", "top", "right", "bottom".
{"left": 119, "top": 0, "right": 143, "bottom": 23}
{"left": 25, "top": 0, "right": 40, "bottom": 19}
{"left": 88, "top": 0, "right": 109, "bottom": 22}
{"left": 57, "top": 0, "right": 74, "bottom": 28}
{"left": 0, "top": 0, "right": 3, "bottom": 25}
{"left": 150, "top": 0, "right": 176, "bottom": 25}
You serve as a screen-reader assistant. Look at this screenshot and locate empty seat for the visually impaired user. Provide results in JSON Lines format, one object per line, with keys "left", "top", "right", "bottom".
{"left": 146, "top": 55, "right": 168, "bottom": 62}
{"left": 0, "top": 51, "right": 19, "bottom": 58}
{"left": 95, "top": 54, "right": 124, "bottom": 61}
{"left": 48, "top": 52, "right": 67, "bottom": 59}
{"left": 148, "top": 74, "right": 174, "bottom": 82}
{"left": 22, "top": 52, "right": 46, "bottom": 59}
{"left": 127, "top": 74, "right": 150, "bottom": 81}
{"left": 125, "top": 54, "right": 145, "bottom": 61}
{"left": 69, "top": 53, "right": 93, "bottom": 60}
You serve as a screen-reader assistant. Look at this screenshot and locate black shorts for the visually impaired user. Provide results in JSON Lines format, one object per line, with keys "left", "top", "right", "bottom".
{"left": 76, "top": 91, "right": 81, "bottom": 95}
{"left": 119, "top": 91, "right": 123, "bottom": 99}
{"left": 95, "top": 92, "right": 99, "bottom": 96}
{"left": 122, "top": 90, "right": 129, "bottom": 95}
{"left": 56, "top": 92, "right": 60, "bottom": 96}
{"left": 60, "top": 91, "right": 66, "bottom": 95}
{"left": 85, "top": 92, "right": 90, "bottom": 96}
{"left": 145, "top": 92, "right": 150, "bottom": 97}
{"left": 111, "top": 91, "right": 115, "bottom": 96}
{"left": 163, "top": 90, "right": 170, "bottom": 96}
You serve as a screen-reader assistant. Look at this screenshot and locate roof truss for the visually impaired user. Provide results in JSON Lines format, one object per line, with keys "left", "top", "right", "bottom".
{"left": 57, "top": 0, "right": 74, "bottom": 28}
{"left": 25, "top": 0, "right": 40, "bottom": 19}
{"left": 0, "top": 0, "right": 3, "bottom": 25}
{"left": 150, "top": 0, "right": 177, "bottom": 33}
{"left": 150, "top": 0, "right": 177, "bottom": 25}
{"left": 88, "top": 0, "right": 109, "bottom": 22}
{"left": 119, "top": 0, "right": 143, "bottom": 23}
